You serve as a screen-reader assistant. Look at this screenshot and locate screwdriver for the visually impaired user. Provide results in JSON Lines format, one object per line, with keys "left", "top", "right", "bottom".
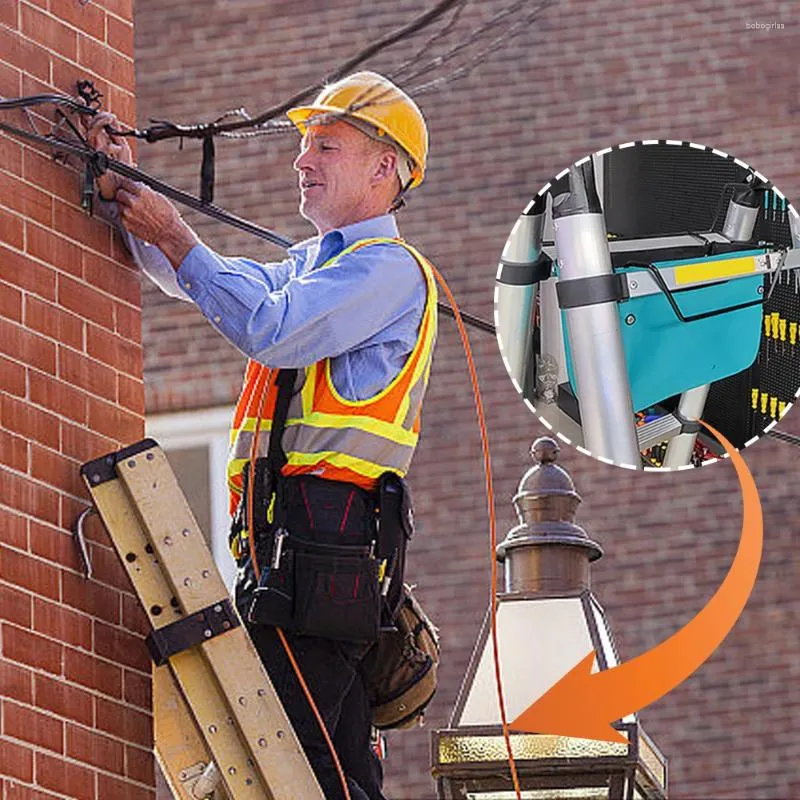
{"left": 770, "top": 396, "right": 778, "bottom": 419}
{"left": 780, "top": 317, "right": 787, "bottom": 355}
{"left": 771, "top": 312, "right": 781, "bottom": 357}
{"left": 764, "top": 314, "right": 772, "bottom": 362}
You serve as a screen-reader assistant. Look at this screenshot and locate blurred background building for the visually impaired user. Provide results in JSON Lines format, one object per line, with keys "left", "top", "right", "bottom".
{"left": 130, "top": 1, "right": 799, "bottom": 797}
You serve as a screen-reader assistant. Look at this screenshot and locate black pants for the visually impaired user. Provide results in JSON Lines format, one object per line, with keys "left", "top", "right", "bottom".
{"left": 237, "top": 564, "right": 386, "bottom": 800}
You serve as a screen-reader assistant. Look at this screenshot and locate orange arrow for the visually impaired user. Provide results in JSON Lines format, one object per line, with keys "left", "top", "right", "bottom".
{"left": 511, "top": 420, "right": 763, "bottom": 744}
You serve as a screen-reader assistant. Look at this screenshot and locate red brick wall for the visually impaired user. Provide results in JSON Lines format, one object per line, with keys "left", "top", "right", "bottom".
{"left": 0, "top": 1, "right": 154, "bottom": 798}
{"left": 131, "top": 1, "right": 800, "bottom": 799}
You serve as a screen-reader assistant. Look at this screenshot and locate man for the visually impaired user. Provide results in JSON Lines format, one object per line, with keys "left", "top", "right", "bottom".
{"left": 87, "top": 72, "right": 437, "bottom": 800}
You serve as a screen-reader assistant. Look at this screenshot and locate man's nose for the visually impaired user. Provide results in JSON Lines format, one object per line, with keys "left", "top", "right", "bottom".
{"left": 293, "top": 147, "right": 313, "bottom": 172}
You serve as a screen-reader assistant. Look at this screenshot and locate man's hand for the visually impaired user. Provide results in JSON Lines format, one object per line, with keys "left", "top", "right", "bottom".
{"left": 116, "top": 179, "right": 200, "bottom": 270}
{"left": 83, "top": 111, "right": 135, "bottom": 200}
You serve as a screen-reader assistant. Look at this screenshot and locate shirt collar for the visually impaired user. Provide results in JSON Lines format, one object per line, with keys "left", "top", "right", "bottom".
{"left": 289, "top": 214, "right": 400, "bottom": 269}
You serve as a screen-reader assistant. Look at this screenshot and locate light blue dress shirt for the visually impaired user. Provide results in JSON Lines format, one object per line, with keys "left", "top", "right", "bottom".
{"left": 106, "top": 204, "right": 428, "bottom": 401}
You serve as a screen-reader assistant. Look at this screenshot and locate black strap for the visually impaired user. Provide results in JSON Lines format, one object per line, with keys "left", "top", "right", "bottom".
{"left": 267, "top": 368, "right": 298, "bottom": 478}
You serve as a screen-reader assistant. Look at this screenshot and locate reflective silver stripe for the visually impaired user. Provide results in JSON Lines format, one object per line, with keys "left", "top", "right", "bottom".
{"left": 402, "top": 372, "right": 429, "bottom": 428}
{"left": 288, "top": 423, "right": 415, "bottom": 473}
{"left": 230, "top": 421, "right": 415, "bottom": 474}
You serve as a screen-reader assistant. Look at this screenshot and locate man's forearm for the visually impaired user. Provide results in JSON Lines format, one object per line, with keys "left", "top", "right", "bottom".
{"left": 156, "top": 218, "right": 201, "bottom": 271}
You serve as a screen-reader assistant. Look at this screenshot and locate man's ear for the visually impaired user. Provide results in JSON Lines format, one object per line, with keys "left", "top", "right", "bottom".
{"left": 372, "top": 147, "right": 398, "bottom": 185}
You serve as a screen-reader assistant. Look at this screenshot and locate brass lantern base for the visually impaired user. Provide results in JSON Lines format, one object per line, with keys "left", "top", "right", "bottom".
{"left": 432, "top": 721, "right": 667, "bottom": 800}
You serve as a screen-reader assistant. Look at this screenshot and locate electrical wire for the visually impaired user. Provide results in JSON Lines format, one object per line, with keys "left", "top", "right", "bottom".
{"left": 428, "top": 265, "right": 522, "bottom": 800}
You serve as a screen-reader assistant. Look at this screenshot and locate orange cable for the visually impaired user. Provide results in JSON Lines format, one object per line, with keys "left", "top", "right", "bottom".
{"left": 430, "top": 268, "right": 522, "bottom": 800}
{"left": 247, "top": 365, "right": 351, "bottom": 800}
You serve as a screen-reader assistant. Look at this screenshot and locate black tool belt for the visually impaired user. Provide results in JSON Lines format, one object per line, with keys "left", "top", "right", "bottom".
{"left": 232, "top": 462, "right": 414, "bottom": 645}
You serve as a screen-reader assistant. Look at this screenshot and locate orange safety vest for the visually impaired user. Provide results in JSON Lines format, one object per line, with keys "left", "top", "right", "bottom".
{"left": 226, "top": 237, "right": 438, "bottom": 517}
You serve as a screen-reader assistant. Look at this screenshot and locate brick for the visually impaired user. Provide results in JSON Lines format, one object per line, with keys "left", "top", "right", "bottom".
{"left": 33, "top": 597, "right": 91, "bottom": 649}
{"left": 78, "top": 34, "right": 135, "bottom": 92}
{"left": 0, "top": 355, "right": 26, "bottom": 397}
{"left": 21, "top": 4, "right": 78, "bottom": 61}
{"left": 0, "top": 0, "right": 17, "bottom": 28}
{"left": 0, "top": 543, "right": 60, "bottom": 599}
{"left": 0, "top": 659, "right": 33, "bottom": 704}
{"left": 0, "top": 207, "right": 24, "bottom": 250}
{"left": 53, "top": 200, "right": 111, "bottom": 257}
{"left": 122, "top": 669, "right": 151, "bottom": 711}
{"left": 34, "top": 674, "right": 94, "bottom": 727}
{"left": 2, "top": 624, "right": 63, "bottom": 675}
{"left": 0, "top": 281, "right": 23, "bottom": 322}
{"left": 29, "top": 372, "right": 88, "bottom": 426}
{"left": 61, "top": 571, "right": 120, "bottom": 626}
{"left": 29, "top": 445, "right": 84, "bottom": 498}
{"left": 60, "top": 422, "right": 115, "bottom": 464}
{"left": 87, "top": 326, "right": 142, "bottom": 374}
{"left": 106, "top": 16, "right": 134, "bottom": 58}
{"left": 120, "top": 593, "right": 148, "bottom": 636}
{"left": 65, "top": 336, "right": 123, "bottom": 401}
{"left": 107, "top": 86, "right": 136, "bottom": 129}
{"left": 96, "top": 773, "right": 153, "bottom": 800}
{"left": 102, "top": 0, "right": 133, "bottom": 23}
{"left": 30, "top": 521, "right": 82, "bottom": 573}
{"left": 113, "top": 303, "right": 141, "bottom": 344}
{"left": 0, "top": 507, "right": 27, "bottom": 549}
{"left": 57, "top": 274, "right": 114, "bottom": 330}
{"left": 0, "top": 60, "right": 20, "bottom": 98}
{"left": 93, "top": 622, "right": 149, "bottom": 674}
{"left": 64, "top": 649, "right": 122, "bottom": 700}
{"left": 50, "top": 52, "right": 109, "bottom": 102}
{"left": 0, "top": 429, "right": 28, "bottom": 473}
{"left": 26, "top": 222, "right": 84, "bottom": 279}
{"left": 88, "top": 544, "right": 131, "bottom": 592}
{"left": 86, "top": 396, "right": 143, "bottom": 442}
{"left": 1, "top": 394, "right": 60, "bottom": 450}
{"left": 0, "top": 172, "right": 52, "bottom": 228}
{"left": 35, "top": 750, "right": 94, "bottom": 800}
{"left": 26, "top": 297, "right": 84, "bottom": 352}
{"left": 22, "top": 151, "right": 81, "bottom": 208}
{"left": 6, "top": 782, "right": 64, "bottom": 800}
{"left": 96, "top": 697, "right": 152, "bottom": 749}
{"left": 0, "top": 244, "right": 56, "bottom": 303}
{"left": 83, "top": 250, "right": 140, "bottom": 306}
{"left": 66, "top": 723, "right": 124, "bottom": 775}
{"left": 0, "top": 737, "right": 34, "bottom": 783}
{"left": 57, "top": 0, "right": 106, "bottom": 42}
{"left": 125, "top": 745, "right": 154, "bottom": 785}
{"left": 0, "top": 317, "right": 56, "bottom": 373}
{"left": 0, "top": 584, "right": 32, "bottom": 628}
{"left": 0, "top": 135, "right": 23, "bottom": 177}
{"left": 2, "top": 700, "right": 64, "bottom": 753}
{"left": 118, "top": 374, "right": 144, "bottom": 414}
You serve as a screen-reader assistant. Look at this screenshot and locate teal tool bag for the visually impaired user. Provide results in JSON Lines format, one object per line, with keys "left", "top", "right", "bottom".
{"left": 562, "top": 250, "right": 765, "bottom": 412}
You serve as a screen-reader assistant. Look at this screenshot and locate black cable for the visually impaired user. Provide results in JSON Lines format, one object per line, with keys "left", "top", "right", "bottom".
{"left": 105, "top": 0, "right": 463, "bottom": 143}
{"left": 0, "top": 116, "right": 495, "bottom": 334}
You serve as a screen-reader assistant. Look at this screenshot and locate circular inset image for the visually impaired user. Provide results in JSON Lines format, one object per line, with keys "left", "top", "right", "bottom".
{"left": 494, "top": 140, "right": 800, "bottom": 470}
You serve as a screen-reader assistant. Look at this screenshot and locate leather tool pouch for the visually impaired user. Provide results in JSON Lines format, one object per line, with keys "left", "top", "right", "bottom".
{"left": 248, "top": 474, "right": 382, "bottom": 644}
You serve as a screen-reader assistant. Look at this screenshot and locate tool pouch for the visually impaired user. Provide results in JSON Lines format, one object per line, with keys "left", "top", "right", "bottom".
{"left": 248, "top": 475, "right": 382, "bottom": 644}
{"left": 376, "top": 473, "right": 415, "bottom": 623}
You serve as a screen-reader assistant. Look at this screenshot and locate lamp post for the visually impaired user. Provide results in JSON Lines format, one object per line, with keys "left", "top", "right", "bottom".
{"left": 432, "top": 437, "right": 668, "bottom": 800}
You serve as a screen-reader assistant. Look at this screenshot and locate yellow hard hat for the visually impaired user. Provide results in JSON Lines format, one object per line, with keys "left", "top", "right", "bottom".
{"left": 287, "top": 71, "right": 428, "bottom": 189}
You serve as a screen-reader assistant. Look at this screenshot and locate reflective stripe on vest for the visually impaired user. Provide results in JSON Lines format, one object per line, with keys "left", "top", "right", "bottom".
{"left": 227, "top": 237, "right": 438, "bottom": 515}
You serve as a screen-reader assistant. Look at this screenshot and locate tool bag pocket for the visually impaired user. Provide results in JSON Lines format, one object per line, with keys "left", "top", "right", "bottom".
{"left": 294, "top": 548, "right": 381, "bottom": 643}
{"left": 249, "top": 538, "right": 380, "bottom": 644}
{"left": 248, "top": 549, "right": 296, "bottom": 629}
